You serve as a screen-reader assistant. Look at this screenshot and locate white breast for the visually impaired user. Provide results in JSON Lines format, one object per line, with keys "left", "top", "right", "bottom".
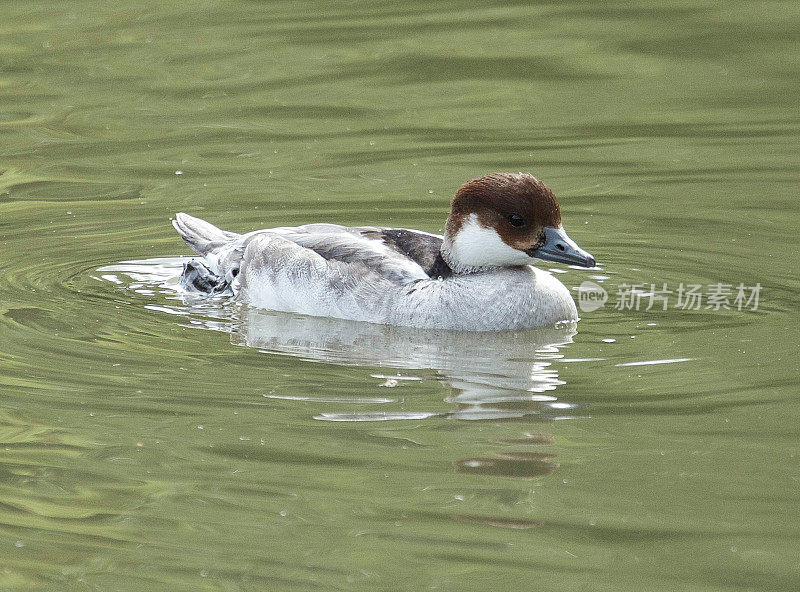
{"left": 389, "top": 266, "right": 579, "bottom": 331}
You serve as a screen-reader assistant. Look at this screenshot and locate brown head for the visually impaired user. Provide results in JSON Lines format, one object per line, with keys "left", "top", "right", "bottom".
{"left": 441, "top": 173, "right": 595, "bottom": 273}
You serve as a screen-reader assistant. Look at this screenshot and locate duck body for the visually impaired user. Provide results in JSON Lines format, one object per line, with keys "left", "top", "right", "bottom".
{"left": 172, "top": 173, "right": 595, "bottom": 332}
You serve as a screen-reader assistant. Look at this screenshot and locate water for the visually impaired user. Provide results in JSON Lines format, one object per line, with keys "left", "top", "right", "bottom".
{"left": 1, "top": 1, "right": 798, "bottom": 590}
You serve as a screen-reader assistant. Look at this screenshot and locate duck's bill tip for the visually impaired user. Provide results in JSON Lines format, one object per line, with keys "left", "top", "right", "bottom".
{"left": 529, "top": 226, "right": 596, "bottom": 268}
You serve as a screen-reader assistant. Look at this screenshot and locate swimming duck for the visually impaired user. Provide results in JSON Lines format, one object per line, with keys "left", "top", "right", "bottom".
{"left": 172, "top": 172, "right": 595, "bottom": 331}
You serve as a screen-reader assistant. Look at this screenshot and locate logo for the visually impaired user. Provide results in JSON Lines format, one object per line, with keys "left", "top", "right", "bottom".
{"left": 577, "top": 281, "right": 607, "bottom": 312}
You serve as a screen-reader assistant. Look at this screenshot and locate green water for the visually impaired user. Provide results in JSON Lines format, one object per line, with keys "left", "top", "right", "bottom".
{"left": 1, "top": 1, "right": 799, "bottom": 590}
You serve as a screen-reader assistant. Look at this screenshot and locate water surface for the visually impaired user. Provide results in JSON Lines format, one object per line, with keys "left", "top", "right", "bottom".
{"left": 1, "top": 1, "right": 798, "bottom": 590}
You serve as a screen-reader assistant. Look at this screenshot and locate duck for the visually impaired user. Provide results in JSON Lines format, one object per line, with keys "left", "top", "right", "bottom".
{"left": 171, "top": 172, "right": 596, "bottom": 331}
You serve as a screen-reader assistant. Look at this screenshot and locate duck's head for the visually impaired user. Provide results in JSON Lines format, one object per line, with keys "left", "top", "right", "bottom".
{"left": 441, "top": 172, "right": 595, "bottom": 274}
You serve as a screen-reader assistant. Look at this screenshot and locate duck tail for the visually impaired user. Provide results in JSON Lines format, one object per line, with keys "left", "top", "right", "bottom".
{"left": 172, "top": 212, "right": 239, "bottom": 256}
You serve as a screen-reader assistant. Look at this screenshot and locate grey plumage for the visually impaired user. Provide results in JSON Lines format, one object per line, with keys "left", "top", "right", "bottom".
{"left": 172, "top": 213, "right": 449, "bottom": 292}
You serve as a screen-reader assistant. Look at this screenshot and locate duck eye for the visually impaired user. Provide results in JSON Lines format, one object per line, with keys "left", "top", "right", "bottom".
{"left": 508, "top": 214, "right": 525, "bottom": 228}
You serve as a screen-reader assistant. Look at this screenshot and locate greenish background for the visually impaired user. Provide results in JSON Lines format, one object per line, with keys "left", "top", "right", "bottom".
{"left": 1, "top": 1, "right": 798, "bottom": 590}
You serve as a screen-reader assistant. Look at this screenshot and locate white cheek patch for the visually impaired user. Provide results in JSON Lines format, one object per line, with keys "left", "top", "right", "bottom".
{"left": 447, "top": 213, "right": 532, "bottom": 271}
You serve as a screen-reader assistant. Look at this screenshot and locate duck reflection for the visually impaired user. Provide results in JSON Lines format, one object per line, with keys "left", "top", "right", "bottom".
{"left": 456, "top": 430, "right": 561, "bottom": 479}
{"left": 98, "top": 257, "right": 577, "bottom": 479}
{"left": 212, "top": 307, "right": 573, "bottom": 479}
{"left": 218, "top": 306, "right": 578, "bottom": 423}
{"left": 456, "top": 450, "right": 559, "bottom": 478}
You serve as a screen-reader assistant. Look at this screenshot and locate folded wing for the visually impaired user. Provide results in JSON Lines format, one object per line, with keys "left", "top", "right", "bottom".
{"left": 172, "top": 213, "right": 447, "bottom": 292}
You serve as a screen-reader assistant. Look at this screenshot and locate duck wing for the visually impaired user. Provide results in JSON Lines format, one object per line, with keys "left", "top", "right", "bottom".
{"left": 173, "top": 213, "right": 449, "bottom": 290}
{"left": 261, "top": 224, "right": 446, "bottom": 285}
{"left": 354, "top": 228, "right": 452, "bottom": 280}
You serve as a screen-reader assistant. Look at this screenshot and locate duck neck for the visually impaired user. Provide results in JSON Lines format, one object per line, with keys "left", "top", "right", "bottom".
{"left": 440, "top": 234, "right": 485, "bottom": 275}
{"left": 442, "top": 212, "right": 536, "bottom": 274}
